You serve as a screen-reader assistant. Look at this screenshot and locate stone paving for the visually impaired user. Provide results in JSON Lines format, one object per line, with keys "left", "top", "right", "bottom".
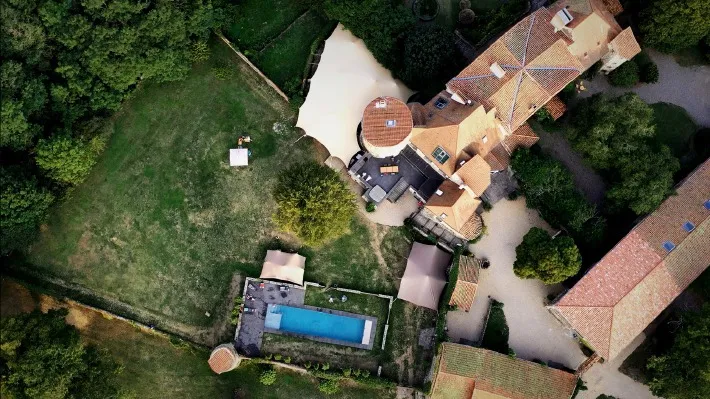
{"left": 235, "top": 280, "right": 305, "bottom": 357}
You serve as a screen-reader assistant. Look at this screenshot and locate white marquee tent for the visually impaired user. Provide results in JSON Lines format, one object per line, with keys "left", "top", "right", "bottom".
{"left": 296, "top": 24, "right": 412, "bottom": 163}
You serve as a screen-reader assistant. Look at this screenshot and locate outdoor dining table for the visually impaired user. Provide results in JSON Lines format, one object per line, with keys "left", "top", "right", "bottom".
{"left": 379, "top": 165, "right": 399, "bottom": 175}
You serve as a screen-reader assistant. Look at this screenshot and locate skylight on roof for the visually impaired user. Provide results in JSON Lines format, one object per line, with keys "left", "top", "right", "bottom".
{"left": 432, "top": 146, "right": 450, "bottom": 164}
{"left": 386, "top": 120, "right": 397, "bottom": 127}
{"left": 705, "top": 200, "right": 710, "bottom": 210}
{"left": 434, "top": 97, "right": 449, "bottom": 109}
{"left": 683, "top": 221, "right": 695, "bottom": 233}
{"left": 662, "top": 241, "right": 675, "bottom": 252}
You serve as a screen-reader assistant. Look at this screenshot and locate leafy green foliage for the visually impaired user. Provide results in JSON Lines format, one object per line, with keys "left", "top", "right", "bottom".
{"left": 568, "top": 94, "right": 679, "bottom": 215}
{"left": 0, "top": 309, "right": 122, "bottom": 399}
{"left": 365, "top": 202, "right": 376, "bottom": 213}
{"left": 318, "top": 379, "right": 340, "bottom": 394}
{"left": 190, "top": 41, "right": 211, "bottom": 63}
{"left": 259, "top": 369, "right": 277, "bottom": 386}
{"left": 646, "top": 305, "right": 710, "bottom": 399}
{"left": 0, "top": 166, "right": 55, "bottom": 231}
{"left": 458, "top": 0, "right": 527, "bottom": 46}
{"left": 640, "top": 0, "right": 710, "bottom": 53}
{"left": 35, "top": 135, "right": 106, "bottom": 185}
{"left": 481, "top": 300, "right": 510, "bottom": 354}
{"left": 513, "top": 228, "right": 581, "bottom": 284}
{"left": 511, "top": 148, "right": 606, "bottom": 247}
{"left": 608, "top": 61, "right": 639, "bottom": 87}
{"left": 634, "top": 52, "right": 660, "bottom": 84}
{"left": 273, "top": 162, "right": 356, "bottom": 246}
{"left": 401, "top": 25, "right": 456, "bottom": 89}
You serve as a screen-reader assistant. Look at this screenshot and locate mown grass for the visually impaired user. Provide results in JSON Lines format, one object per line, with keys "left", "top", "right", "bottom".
{"left": 651, "top": 102, "right": 698, "bottom": 158}
{"left": 254, "top": 10, "right": 334, "bottom": 88}
{"left": 22, "top": 38, "right": 390, "bottom": 327}
{"left": 227, "top": 0, "right": 309, "bottom": 51}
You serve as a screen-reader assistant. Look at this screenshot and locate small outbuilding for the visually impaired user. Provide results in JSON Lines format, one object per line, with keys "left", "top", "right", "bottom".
{"left": 259, "top": 250, "right": 307, "bottom": 286}
{"left": 229, "top": 148, "right": 249, "bottom": 166}
{"left": 397, "top": 242, "right": 452, "bottom": 310}
{"left": 448, "top": 256, "right": 481, "bottom": 312}
{"left": 208, "top": 343, "right": 241, "bottom": 374}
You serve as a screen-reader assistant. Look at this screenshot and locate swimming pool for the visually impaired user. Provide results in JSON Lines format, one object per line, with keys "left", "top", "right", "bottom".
{"left": 265, "top": 304, "right": 374, "bottom": 347}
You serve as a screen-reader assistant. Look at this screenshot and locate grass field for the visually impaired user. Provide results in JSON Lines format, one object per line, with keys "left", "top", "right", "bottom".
{"left": 226, "top": 1, "right": 334, "bottom": 90}
{"left": 651, "top": 102, "right": 698, "bottom": 157}
{"left": 22, "top": 39, "right": 397, "bottom": 330}
{"left": 0, "top": 279, "right": 394, "bottom": 399}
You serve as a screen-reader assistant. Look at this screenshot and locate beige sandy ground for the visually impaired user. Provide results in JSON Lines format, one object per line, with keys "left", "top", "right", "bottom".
{"left": 359, "top": 191, "right": 420, "bottom": 227}
{"left": 446, "top": 198, "right": 586, "bottom": 369}
{"left": 582, "top": 49, "right": 710, "bottom": 127}
{"left": 578, "top": 334, "right": 657, "bottom": 399}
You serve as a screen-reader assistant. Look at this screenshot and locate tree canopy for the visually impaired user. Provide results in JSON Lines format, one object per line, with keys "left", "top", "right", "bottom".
{"left": 646, "top": 304, "right": 710, "bottom": 399}
{"left": 567, "top": 93, "right": 679, "bottom": 215}
{"left": 401, "top": 25, "right": 457, "bottom": 90}
{"left": 0, "top": 309, "right": 123, "bottom": 399}
{"left": 273, "top": 162, "right": 356, "bottom": 246}
{"left": 640, "top": 0, "right": 710, "bottom": 53}
{"left": 513, "top": 227, "right": 582, "bottom": 284}
{"left": 511, "top": 148, "right": 606, "bottom": 247}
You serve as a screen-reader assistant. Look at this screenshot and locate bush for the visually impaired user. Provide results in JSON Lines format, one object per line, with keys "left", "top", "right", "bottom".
{"left": 534, "top": 108, "right": 554, "bottom": 125}
{"left": 189, "top": 41, "right": 210, "bottom": 63}
{"left": 365, "top": 202, "right": 376, "bottom": 213}
{"left": 259, "top": 369, "right": 277, "bottom": 386}
{"left": 514, "top": 228, "right": 582, "bottom": 284}
{"left": 342, "top": 368, "right": 351, "bottom": 377}
{"left": 633, "top": 52, "right": 659, "bottom": 84}
{"left": 459, "top": 0, "right": 471, "bottom": 9}
{"left": 35, "top": 135, "right": 107, "bottom": 186}
{"left": 284, "top": 356, "right": 291, "bottom": 364}
{"left": 229, "top": 296, "right": 244, "bottom": 325}
{"left": 273, "top": 354, "right": 282, "bottom": 361}
{"left": 318, "top": 379, "right": 340, "bottom": 395}
{"left": 608, "top": 61, "right": 640, "bottom": 87}
{"left": 580, "top": 61, "right": 602, "bottom": 80}
{"left": 458, "top": 9, "right": 476, "bottom": 25}
{"left": 304, "top": 361, "right": 312, "bottom": 369}
{"left": 212, "top": 65, "right": 232, "bottom": 81}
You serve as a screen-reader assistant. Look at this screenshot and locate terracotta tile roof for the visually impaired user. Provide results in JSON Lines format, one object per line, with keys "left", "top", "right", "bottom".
{"left": 450, "top": 256, "right": 481, "bottom": 311}
{"left": 432, "top": 343, "right": 578, "bottom": 399}
{"left": 502, "top": 124, "right": 539, "bottom": 154}
{"left": 600, "top": 0, "right": 623, "bottom": 15}
{"left": 208, "top": 345, "right": 239, "bottom": 374}
{"left": 485, "top": 143, "right": 512, "bottom": 171}
{"left": 426, "top": 180, "right": 482, "bottom": 237}
{"left": 361, "top": 97, "right": 413, "bottom": 147}
{"left": 543, "top": 96, "right": 567, "bottom": 120}
{"left": 459, "top": 212, "right": 484, "bottom": 240}
{"left": 552, "top": 160, "right": 710, "bottom": 360}
{"left": 454, "top": 155, "right": 492, "bottom": 196}
{"left": 609, "top": 27, "right": 641, "bottom": 60}
{"left": 447, "top": 8, "right": 583, "bottom": 133}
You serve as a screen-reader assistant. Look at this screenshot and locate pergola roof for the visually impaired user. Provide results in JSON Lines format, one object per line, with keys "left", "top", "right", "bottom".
{"left": 260, "top": 250, "right": 306, "bottom": 286}
{"left": 397, "top": 243, "right": 452, "bottom": 310}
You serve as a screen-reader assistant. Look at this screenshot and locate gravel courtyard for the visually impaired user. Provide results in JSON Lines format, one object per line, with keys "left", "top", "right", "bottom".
{"left": 446, "top": 198, "right": 587, "bottom": 370}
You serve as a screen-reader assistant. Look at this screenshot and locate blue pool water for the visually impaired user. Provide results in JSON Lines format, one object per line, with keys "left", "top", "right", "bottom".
{"left": 266, "top": 304, "right": 366, "bottom": 344}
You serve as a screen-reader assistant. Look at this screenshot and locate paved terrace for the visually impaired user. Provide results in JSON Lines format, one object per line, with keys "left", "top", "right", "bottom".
{"left": 235, "top": 280, "right": 305, "bottom": 357}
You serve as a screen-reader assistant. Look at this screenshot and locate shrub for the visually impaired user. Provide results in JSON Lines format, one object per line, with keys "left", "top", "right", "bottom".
{"left": 459, "top": 0, "right": 471, "bottom": 9}
{"left": 342, "top": 368, "right": 351, "bottom": 377}
{"left": 608, "top": 61, "right": 640, "bottom": 87}
{"left": 304, "top": 361, "right": 312, "bottom": 369}
{"left": 35, "top": 134, "right": 107, "bottom": 186}
{"left": 482, "top": 200, "right": 492, "bottom": 211}
{"left": 352, "top": 369, "right": 361, "bottom": 377}
{"left": 189, "top": 41, "right": 210, "bottom": 63}
{"left": 264, "top": 353, "right": 273, "bottom": 360}
{"left": 284, "top": 356, "right": 291, "bottom": 364}
{"left": 260, "top": 369, "right": 277, "bottom": 386}
{"left": 534, "top": 108, "right": 554, "bottom": 125}
{"left": 633, "top": 52, "right": 659, "bottom": 84}
{"left": 212, "top": 65, "right": 232, "bottom": 81}
{"left": 458, "top": 9, "right": 476, "bottom": 25}
{"left": 230, "top": 296, "right": 243, "bottom": 325}
{"left": 274, "top": 162, "right": 356, "bottom": 246}
{"left": 580, "top": 61, "right": 602, "bottom": 80}
{"left": 365, "top": 202, "right": 376, "bottom": 213}
{"left": 507, "top": 348, "right": 517, "bottom": 358}
{"left": 321, "top": 363, "right": 330, "bottom": 371}
{"left": 318, "top": 379, "right": 340, "bottom": 395}
{"left": 514, "top": 228, "right": 582, "bottom": 284}
{"left": 273, "top": 354, "right": 282, "bottom": 361}
{"left": 558, "top": 81, "right": 577, "bottom": 103}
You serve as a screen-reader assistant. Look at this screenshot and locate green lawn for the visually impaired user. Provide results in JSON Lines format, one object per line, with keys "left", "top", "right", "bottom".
{"left": 651, "top": 102, "right": 698, "bottom": 158}
{"left": 227, "top": 0, "right": 309, "bottom": 51}
{"left": 255, "top": 10, "right": 334, "bottom": 88}
{"left": 481, "top": 300, "right": 510, "bottom": 355}
{"left": 22, "top": 38, "right": 394, "bottom": 329}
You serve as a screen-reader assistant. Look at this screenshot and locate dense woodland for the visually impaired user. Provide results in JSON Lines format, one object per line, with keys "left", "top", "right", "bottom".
{"left": 1, "top": 0, "right": 228, "bottom": 252}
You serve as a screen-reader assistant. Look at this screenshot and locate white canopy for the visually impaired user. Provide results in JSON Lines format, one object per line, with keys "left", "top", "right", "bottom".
{"left": 296, "top": 24, "right": 413, "bottom": 163}
{"left": 260, "top": 250, "right": 306, "bottom": 286}
{"left": 229, "top": 148, "right": 249, "bottom": 166}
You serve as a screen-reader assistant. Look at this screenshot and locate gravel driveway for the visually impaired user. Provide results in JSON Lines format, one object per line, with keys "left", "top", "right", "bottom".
{"left": 446, "top": 198, "right": 586, "bottom": 370}
{"left": 582, "top": 49, "right": 710, "bottom": 127}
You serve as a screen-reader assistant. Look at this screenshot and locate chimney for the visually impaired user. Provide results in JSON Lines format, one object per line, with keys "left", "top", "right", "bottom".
{"left": 551, "top": 8, "right": 574, "bottom": 31}
{"left": 490, "top": 62, "right": 506, "bottom": 79}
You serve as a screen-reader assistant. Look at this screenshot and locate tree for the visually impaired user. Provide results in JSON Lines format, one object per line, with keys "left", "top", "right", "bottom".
{"left": 0, "top": 166, "right": 55, "bottom": 231}
{"left": 640, "top": 0, "right": 710, "bottom": 53}
{"left": 568, "top": 93, "right": 679, "bottom": 214}
{"left": 646, "top": 304, "right": 710, "bottom": 399}
{"left": 35, "top": 135, "right": 106, "bottom": 185}
{"left": 0, "top": 309, "right": 123, "bottom": 399}
{"left": 401, "top": 25, "right": 456, "bottom": 89}
{"left": 607, "top": 61, "right": 639, "bottom": 87}
{"left": 273, "top": 162, "right": 356, "bottom": 246}
{"left": 514, "top": 228, "right": 581, "bottom": 284}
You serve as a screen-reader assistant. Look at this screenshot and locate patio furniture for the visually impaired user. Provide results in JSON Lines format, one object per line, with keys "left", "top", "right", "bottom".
{"left": 367, "top": 185, "right": 387, "bottom": 203}
{"left": 379, "top": 165, "right": 399, "bottom": 175}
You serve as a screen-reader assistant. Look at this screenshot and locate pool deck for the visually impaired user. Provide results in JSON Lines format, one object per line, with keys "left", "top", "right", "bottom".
{"left": 264, "top": 304, "right": 378, "bottom": 350}
{"left": 235, "top": 278, "right": 379, "bottom": 356}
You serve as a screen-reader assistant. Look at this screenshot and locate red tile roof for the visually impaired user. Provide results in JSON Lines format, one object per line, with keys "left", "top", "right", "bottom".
{"left": 208, "top": 345, "right": 239, "bottom": 374}
{"left": 361, "top": 97, "right": 413, "bottom": 147}
{"left": 552, "top": 160, "right": 710, "bottom": 359}
{"left": 447, "top": 8, "right": 583, "bottom": 133}
{"left": 609, "top": 27, "right": 642, "bottom": 60}
{"left": 543, "top": 96, "right": 567, "bottom": 120}
{"left": 432, "top": 343, "right": 578, "bottom": 399}
{"left": 449, "top": 256, "right": 481, "bottom": 311}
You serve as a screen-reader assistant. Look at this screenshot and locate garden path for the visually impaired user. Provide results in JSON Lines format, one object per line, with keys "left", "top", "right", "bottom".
{"left": 446, "top": 198, "right": 587, "bottom": 370}
{"left": 582, "top": 49, "right": 710, "bottom": 127}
